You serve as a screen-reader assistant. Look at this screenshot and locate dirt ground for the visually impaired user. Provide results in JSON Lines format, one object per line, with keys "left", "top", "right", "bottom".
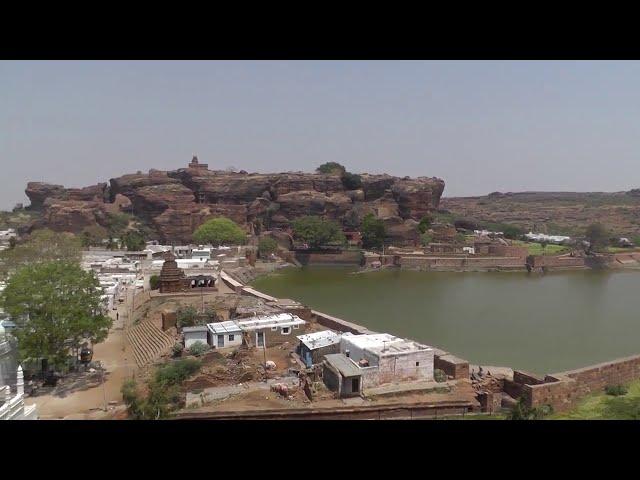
{"left": 25, "top": 296, "right": 137, "bottom": 420}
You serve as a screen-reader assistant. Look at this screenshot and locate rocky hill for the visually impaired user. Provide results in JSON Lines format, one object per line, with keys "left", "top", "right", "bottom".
{"left": 23, "top": 157, "right": 445, "bottom": 245}
{"left": 441, "top": 191, "right": 640, "bottom": 237}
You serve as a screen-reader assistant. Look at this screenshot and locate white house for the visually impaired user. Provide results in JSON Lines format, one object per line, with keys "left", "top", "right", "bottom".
{"left": 183, "top": 326, "right": 208, "bottom": 349}
{"left": 206, "top": 321, "right": 243, "bottom": 349}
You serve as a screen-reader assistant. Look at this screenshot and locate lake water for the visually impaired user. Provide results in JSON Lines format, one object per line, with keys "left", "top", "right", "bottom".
{"left": 252, "top": 267, "right": 640, "bottom": 374}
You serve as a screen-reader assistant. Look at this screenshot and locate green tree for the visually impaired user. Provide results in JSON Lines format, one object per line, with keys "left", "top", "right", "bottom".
{"left": 258, "top": 237, "right": 278, "bottom": 258}
{"left": 0, "top": 261, "right": 112, "bottom": 368}
{"left": 420, "top": 233, "right": 433, "bottom": 246}
{"left": 341, "top": 172, "right": 362, "bottom": 190}
{"left": 316, "top": 162, "right": 346, "bottom": 175}
{"left": 418, "top": 216, "right": 432, "bottom": 234}
{"left": 192, "top": 217, "right": 246, "bottom": 246}
{"left": 0, "top": 229, "right": 81, "bottom": 280}
{"left": 585, "top": 223, "right": 609, "bottom": 253}
{"left": 361, "top": 213, "right": 386, "bottom": 249}
{"left": 176, "top": 305, "right": 200, "bottom": 328}
{"left": 122, "top": 231, "right": 146, "bottom": 251}
{"left": 149, "top": 275, "right": 160, "bottom": 290}
{"left": 502, "top": 224, "right": 523, "bottom": 240}
{"left": 291, "top": 216, "right": 346, "bottom": 249}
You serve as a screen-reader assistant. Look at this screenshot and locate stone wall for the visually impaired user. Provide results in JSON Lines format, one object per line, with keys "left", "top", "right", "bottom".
{"left": 294, "top": 251, "right": 363, "bottom": 266}
{"left": 434, "top": 353, "right": 470, "bottom": 380}
{"left": 511, "top": 354, "right": 640, "bottom": 412}
{"left": 400, "top": 255, "right": 525, "bottom": 271}
{"left": 526, "top": 255, "right": 586, "bottom": 270}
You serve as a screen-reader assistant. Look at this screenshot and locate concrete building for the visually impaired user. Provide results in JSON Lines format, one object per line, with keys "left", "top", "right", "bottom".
{"left": 206, "top": 321, "right": 243, "bottom": 349}
{"left": 297, "top": 330, "right": 341, "bottom": 367}
{"left": 236, "top": 313, "right": 306, "bottom": 349}
{"left": 322, "top": 353, "right": 363, "bottom": 398}
{"left": 183, "top": 326, "right": 208, "bottom": 349}
{"left": 340, "top": 333, "right": 434, "bottom": 387}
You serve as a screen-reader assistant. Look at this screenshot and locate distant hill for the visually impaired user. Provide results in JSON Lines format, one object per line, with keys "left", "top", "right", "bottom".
{"left": 440, "top": 190, "right": 640, "bottom": 237}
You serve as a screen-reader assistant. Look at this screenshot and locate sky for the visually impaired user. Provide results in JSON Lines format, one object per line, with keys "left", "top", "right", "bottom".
{"left": 2, "top": 60, "right": 640, "bottom": 210}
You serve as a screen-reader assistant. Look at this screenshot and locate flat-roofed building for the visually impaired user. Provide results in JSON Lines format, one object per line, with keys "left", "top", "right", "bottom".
{"left": 236, "top": 313, "right": 306, "bottom": 349}
{"left": 207, "top": 321, "right": 242, "bottom": 349}
{"left": 340, "top": 332, "right": 434, "bottom": 387}
{"left": 297, "top": 330, "right": 341, "bottom": 367}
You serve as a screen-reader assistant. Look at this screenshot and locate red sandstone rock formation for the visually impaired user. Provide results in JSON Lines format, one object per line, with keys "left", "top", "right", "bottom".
{"left": 24, "top": 161, "right": 445, "bottom": 245}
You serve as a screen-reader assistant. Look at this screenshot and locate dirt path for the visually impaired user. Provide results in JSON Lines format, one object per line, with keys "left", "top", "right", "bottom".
{"left": 25, "top": 288, "right": 138, "bottom": 419}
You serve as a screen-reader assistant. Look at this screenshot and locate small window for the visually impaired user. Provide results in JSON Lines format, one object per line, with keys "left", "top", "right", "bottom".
{"left": 228, "top": 334, "right": 234, "bottom": 342}
{"left": 415, "top": 362, "right": 420, "bottom": 367}
{"left": 281, "top": 327, "right": 290, "bottom": 335}
{"left": 271, "top": 326, "right": 278, "bottom": 331}
{"left": 293, "top": 324, "right": 300, "bottom": 329}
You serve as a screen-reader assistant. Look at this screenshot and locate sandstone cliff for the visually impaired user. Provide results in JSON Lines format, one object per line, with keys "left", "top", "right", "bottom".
{"left": 24, "top": 161, "right": 445, "bottom": 245}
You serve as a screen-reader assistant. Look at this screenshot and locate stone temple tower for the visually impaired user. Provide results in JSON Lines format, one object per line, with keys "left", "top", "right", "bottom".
{"left": 188, "top": 154, "right": 208, "bottom": 170}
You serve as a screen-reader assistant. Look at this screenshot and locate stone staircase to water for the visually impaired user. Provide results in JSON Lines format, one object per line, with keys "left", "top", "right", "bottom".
{"left": 127, "top": 320, "right": 175, "bottom": 367}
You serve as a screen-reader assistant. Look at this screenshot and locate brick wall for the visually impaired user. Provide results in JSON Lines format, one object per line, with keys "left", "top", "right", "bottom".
{"left": 527, "top": 255, "right": 586, "bottom": 269}
{"left": 434, "top": 354, "right": 470, "bottom": 380}
{"left": 512, "top": 354, "right": 640, "bottom": 412}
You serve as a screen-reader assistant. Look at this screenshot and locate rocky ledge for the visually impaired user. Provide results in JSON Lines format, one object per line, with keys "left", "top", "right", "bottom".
{"left": 24, "top": 159, "right": 445, "bottom": 245}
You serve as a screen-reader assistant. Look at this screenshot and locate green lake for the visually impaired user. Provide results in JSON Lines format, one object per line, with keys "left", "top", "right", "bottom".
{"left": 252, "top": 267, "right": 640, "bottom": 374}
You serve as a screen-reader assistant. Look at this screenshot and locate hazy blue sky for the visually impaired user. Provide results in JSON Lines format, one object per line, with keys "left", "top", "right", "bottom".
{"left": 2, "top": 60, "right": 640, "bottom": 210}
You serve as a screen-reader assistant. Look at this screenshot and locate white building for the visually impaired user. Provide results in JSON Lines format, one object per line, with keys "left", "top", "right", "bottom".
{"left": 235, "top": 313, "right": 306, "bottom": 348}
{"left": 339, "top": 333, "right": 434, "bottom": 387}
{"left": 524, "top": 232, "right": 571, "bottom": 244}
{"left": 183, "top": 326, "right": 209, "bottom": 349}
{"left": 206, "top": 321, "right": 243, "bottom": 349}
{"left": 0, "top": 366, "right": 38, "bottom": 420}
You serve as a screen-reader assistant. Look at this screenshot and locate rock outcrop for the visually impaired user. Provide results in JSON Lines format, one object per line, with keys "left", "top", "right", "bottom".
{"left": 24, "top": 159, "right": 445, "bottom": 245}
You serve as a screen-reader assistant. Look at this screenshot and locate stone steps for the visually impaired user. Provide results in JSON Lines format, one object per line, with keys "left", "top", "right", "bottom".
{"left": 127, "top": 320, "right": 174, "bottom": 367}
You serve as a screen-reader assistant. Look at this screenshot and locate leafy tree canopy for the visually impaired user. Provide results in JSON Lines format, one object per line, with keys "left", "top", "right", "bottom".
{"left": 361, "top": 213, "right": 386, "bottom": 249}
{"left": 418, "top": 216, "right": 432, "bottom": 234}
{"left": 258, "top": 237, "right": 278, "bottom": 258}
{"left": 292, "top": 216, "right": 345, "bottom": 249}
{"left": 502, "top": 224, "right": 523, "bottom": 240}
{"left": 341, "top": 172, "right": 362, "bottom": 190}
{"left": 585, "top": 223, "right": 609, "bottom": 252}
{"left": 0, "top": 261, "right": 112, "bottom": 367}
{"left": 316, "top": 162, "right": 346, "bottom": 175}
{"left": 192, "top": 217, "right": 246, "bottom": 247}
{"left": 122, "top": 231, "right": 146, "bottom": 251}
{"left": 0, "top": 229, "right": 81, "bottom": 280}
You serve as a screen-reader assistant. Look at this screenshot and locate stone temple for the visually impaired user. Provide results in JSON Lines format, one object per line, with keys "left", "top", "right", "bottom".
{"left": 159, "top": 251, "right": 187, "bottom": 293}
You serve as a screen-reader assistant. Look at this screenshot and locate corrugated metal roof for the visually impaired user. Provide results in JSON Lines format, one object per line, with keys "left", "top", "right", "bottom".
{"left": 207, "top": 321, "right": 242, "bottom": 335}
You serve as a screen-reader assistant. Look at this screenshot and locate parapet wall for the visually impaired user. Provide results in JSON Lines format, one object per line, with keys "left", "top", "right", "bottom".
{"left": 527, "top": 255, "right": 586, "bottom": 270}
{"left": 514, "top": 354, "right": 640, "bottom": 412}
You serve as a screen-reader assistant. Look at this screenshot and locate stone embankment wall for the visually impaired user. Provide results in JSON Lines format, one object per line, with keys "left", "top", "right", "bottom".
{"left": 294, "top": 251, "right": 363, "bottom": 266}
{"left": 400, "top": 255, "right": 525, "bottom": 271}
{"left": 509, "top": 354, "right": 640, "bottom": 412}
{"left": 526, "top": 255, "right": 586, "bottom": 271}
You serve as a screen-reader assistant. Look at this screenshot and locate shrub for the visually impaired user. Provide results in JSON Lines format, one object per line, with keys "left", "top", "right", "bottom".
{"left": 149, "top": 275, "right": 160, "bottom": 290}
{"left": 420, "top": 233, "right": 433, "bottom": 246}
{"left": 507, "top": 398, "right": 553, "bottom": 420}
{"left": 188, "top": 341, "right": 209, "bottom": 357}
{"left": 434, "top": 369, "right": 447, "bottom": 383}
{"left": 154, "top": 358, "right": 201, "bottom": 386}
{"left": 605, "top": 385, "right": 628, "bottom": 396}
{"left": 258, "top": 237, "right": 278, "bottom": 258}
{"left": 176, "top": 306, "right": 199, "bottom": 328}
{"left": 340, "top": 172, "right": 362, "bottom": 190}
{"left": 316, "top": 162, "right": 346, "bottom": 175}
{"left": 418, "top": 216, "right": 432, "bottom": 234}
{"left": 171, "top": 343, "right": 184, "bottom": 358}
